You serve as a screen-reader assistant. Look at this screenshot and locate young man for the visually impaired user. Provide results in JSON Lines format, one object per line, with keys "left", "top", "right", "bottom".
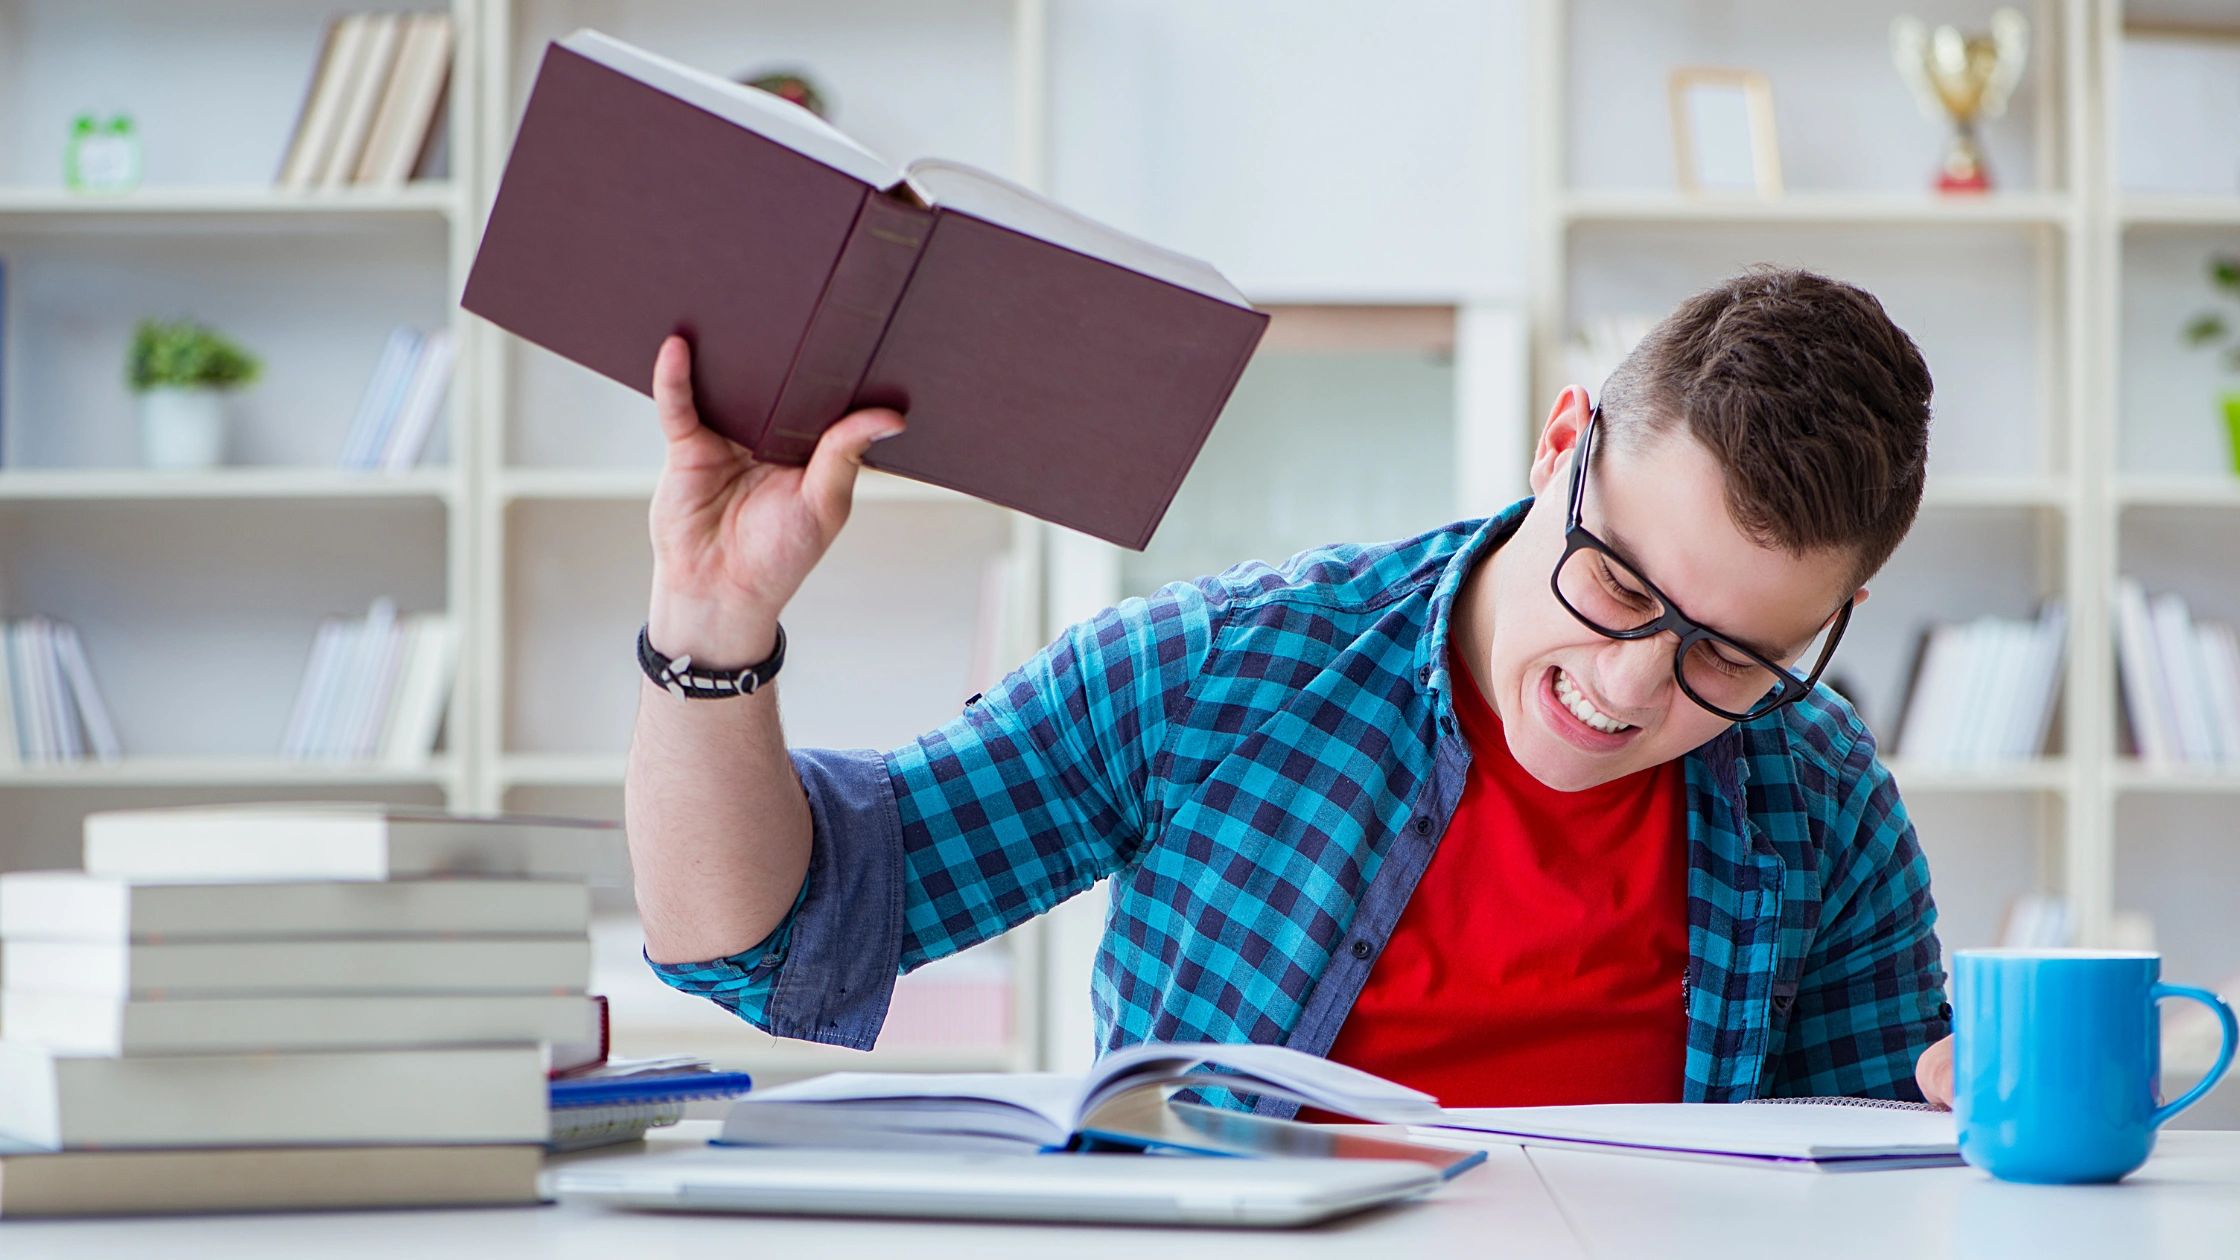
{"left": 626, "top": 266, "right": 1960, "bottom": 1111}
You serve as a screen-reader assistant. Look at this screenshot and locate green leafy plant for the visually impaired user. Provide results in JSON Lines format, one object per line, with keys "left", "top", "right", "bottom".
{"left": 2182, "top": 255, "right": 2240, "bottom": 375}
{"left": 125, "top": 318, "right": 262, "bottom": 393}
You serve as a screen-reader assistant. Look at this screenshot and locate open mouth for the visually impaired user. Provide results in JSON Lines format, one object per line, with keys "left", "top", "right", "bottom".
{"left": 1538, "top": 665, "right": 1639, "bottom": 751}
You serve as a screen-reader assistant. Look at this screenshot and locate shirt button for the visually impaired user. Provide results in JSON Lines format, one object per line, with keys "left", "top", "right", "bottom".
{"left": 1418, "top": 666, "right": 1431, "bottom": 683}
{"left": 1412, "top": 815, "right": 1432, "bottom": 836}
{"left": 1350, "top": 939, "right": 1373, "bottom": 961}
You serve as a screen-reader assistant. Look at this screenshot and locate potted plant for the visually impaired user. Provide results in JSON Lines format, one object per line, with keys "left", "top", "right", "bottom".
{"left": 2181, "top": 255, "right": 2240, "bottom": 478}
{"left": 126, "top": 318, "right": 261, "bottom": 470}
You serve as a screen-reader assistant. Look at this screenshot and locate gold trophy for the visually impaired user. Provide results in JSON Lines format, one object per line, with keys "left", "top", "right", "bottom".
{"left": 1891, "top": 8, "right": 2028, "bottom": 193}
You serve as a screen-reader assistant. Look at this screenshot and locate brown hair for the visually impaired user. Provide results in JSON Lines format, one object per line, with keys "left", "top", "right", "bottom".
{"left": 1597, "top": 266, "right": 1932, "bottom": 590}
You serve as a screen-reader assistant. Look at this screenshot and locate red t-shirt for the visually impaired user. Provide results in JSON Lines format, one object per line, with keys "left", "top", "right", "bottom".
{"left": 1321, "top": 644, "right": 1690, "bottom": 1108}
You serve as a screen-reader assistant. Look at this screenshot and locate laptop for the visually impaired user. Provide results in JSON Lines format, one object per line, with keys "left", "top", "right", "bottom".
{"left": 547, "top": 1146, "right": 1443, "bottom": 1227}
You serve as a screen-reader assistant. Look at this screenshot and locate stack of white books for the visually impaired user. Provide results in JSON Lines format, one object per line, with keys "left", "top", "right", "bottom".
{"left": 1890, "top": 603, "right": 2067, "bottom": 765}
{"left": 337, "top": 324, "right": 457, "bottom": 471}
{"left": 0, "top": 802, "right": 617, "bottom": 1218}
{"left": 0, "top": 616, "right": 121, "bottom": 766}
{"left": 282, "top": 598, "right": 458, "bottom": 764}
{"left": 2114, "top": 578, "right": 2240, "bottom": 767}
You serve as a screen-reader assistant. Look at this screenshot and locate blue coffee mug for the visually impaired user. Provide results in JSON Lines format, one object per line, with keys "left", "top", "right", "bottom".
{"left": 1954, "top": 948, "right": 2238, "bottom": 1184}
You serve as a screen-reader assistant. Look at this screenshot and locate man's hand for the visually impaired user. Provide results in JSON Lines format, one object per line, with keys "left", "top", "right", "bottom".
{"left": 646, "top": 333, "right": 905, "bottom": 661}
{"left": 1915, "top": 1034, "right": 1955, "bottom": 1108}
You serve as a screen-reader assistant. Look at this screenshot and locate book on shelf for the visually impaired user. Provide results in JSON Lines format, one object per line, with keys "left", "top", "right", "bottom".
{"left": 0, "top": 1141, "right": 544, "bottom": 1218}
{"left": 3, "top": 937, "right": 593, "bottom": 999}
{"left": 338, "top": 325, "right": 456, "bottom": 470}
{"left": 277, "top": 11, "right": 453, "bottom": 191}
{"left": 80, "top": 801, "right": 622, "bottom": 884}
{"left": 0, "top": 1043, "right": 549, "bottom": 1149}
{"left": 0, "top": 617, "right": 121, "bottom": 767}
{"left": 281, "top": 601, "right": 458, "bottom": 763}
{"left": 2113, "top": 577, "right": 2240, "bottom": 767}
{"left": 462, "top": 29, "right": 1269, "bottom": 551}
{"left": 0, "top": 870, "right": 591, "bottom": 941}
{"left": 1889, "top": 602, "right": 2065, "bottom": 765}
{"left": 716, "top": 1041, "right": 1437, "bottom": 1154}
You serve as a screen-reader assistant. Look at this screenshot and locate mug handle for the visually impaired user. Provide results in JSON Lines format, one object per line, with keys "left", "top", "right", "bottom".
{"left": 2150, "top": 983, "right": 2239, "bottom": 1130}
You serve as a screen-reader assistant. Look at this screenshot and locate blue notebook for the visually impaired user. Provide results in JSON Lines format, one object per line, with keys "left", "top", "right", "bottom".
{"left": 550, "top": 1068, "right": 755, "bottom": 1109}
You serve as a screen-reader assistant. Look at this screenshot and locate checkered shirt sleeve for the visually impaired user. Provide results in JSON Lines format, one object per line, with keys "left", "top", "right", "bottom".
{"left": 647, "top": 575, "right": 1220, "bottom": 1049}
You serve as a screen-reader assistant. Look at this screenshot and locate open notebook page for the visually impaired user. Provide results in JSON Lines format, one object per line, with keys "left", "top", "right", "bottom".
{"left": 561, "top": 29, "right": 899, "bottom": 189}
{"left": 904, "top": 159, "right": 1253, "bottom": 309}
{"left": 1422, "top": 1103, "right": 1959, "bottom": 1160}
{"left": 740, "top": 1071, "right": 1086, "bottom": 1145}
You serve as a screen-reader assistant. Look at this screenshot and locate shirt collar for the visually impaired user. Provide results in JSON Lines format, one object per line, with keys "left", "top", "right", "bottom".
{"left": 1415, "top": 497, "right": 1532, "bottom": 721}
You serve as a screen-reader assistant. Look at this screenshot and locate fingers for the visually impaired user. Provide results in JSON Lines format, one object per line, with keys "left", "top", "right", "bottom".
{"left": 1915, "top": 1035, "right": 1955, "bottom": 1109}
{"left": 801, "top": 407, "right": 907, "bottom": 527}
{"left": 652, "top": 335, "right": 703, "bottom": 444}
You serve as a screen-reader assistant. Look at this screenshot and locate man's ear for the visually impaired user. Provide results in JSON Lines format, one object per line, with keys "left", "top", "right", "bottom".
{"left": 1853, "top": 586, "right": 1871, "bottom": 610}
{"left": 1526, "top": 386, "right": 1596, "bottom": 497}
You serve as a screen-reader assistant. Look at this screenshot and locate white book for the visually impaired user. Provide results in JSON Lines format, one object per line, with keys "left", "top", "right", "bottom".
{"left": 51, "top": 623, "right": 119, "bottom": 763}
{"left": 1895, "top": 624, "right": 1959, "bottom": 761}
{"left": 381, "top": 614, "right": 458, "bottom": 766}
{"left": 721, "top": 1042, "right": 1438, "bottom": 1153}
{"left": 356, "top": 13, "right": 454, "bottom": 187}
{"left": 2151, "top": 593, "right": 2214, "bottom": 764}
{"left": 0, "top": 871, "right": 590, "bottom": 942}
{"left": 2016, "top": 602, "right": 2068, "bottom": 762}
{"left": 2210, "top": 625, "right": 2240, "bottom": 767}
{"left": 34, "top": 620, "right": 78, "bottom": 761}
{"left": 339, "top": 326, "right": 420, "bottom": 469}
{"left": 7, "top": 622, "right": 44, "bottom": 762}
{"left": 1942, "top": 618, "right": 1998, "bottom": 764}
{"left": 324, "top": 598, "right": 395, "bottom": 761}
{"left": 2115, "top": 578, "right": 2173, "bottom": 764}
{"left": 0, "top": 1043, "right": 547, "bottom": 1149}
{"left": 357, "top": 330, "right": 428, "bottom": 470}
{"left": 379, "top": 327, "right": 456, "bottom": 470}
{"left": 1984, "top": 618, "right": 2033, "bottom": 761}
{"left": 276, "top": 15, "right": 365, "bottom": 191}
{"left": 2184, "top": 620, "right": 2229, "bottom": 765}
{"left": 2, "top": 991, "right": 599, "bottom": 1057}
{"left": 81, "top": 801, "right": 620, "bottom": 883}
{"left": 280, "top": 618, "right": 345, "bottom": 759}
{"left": 1416, "top": 1103, "right": 1958, "bottom": 1172}
{"left": 318, "top": 12, "right": 406, "bottom": 188}
{"left": 2195, "top": 621, "right": 2240, "bottom": 766}
{"left": 300, "top": 618, "right": 359, "bottom": 760}
{"left": 0, "top": 619, "right": 17, "bottom": 768}
{"left": 3, "top": 937, "right": 591, "bottom": 998}
{"left": 0, "top": 1142, "right": 542, "bottom": 1218}
{"left": 351, "top": 610, "right": 411, "bottom": 759}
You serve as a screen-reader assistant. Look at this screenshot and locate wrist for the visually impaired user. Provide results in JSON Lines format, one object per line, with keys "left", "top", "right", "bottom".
{"left": 647, "top": 583, "right": 781, "bottom": 666}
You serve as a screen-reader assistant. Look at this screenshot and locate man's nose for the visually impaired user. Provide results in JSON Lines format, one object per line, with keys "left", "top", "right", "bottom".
{"left": 1597, "top": 633, "right": 1674, "bottom": 714}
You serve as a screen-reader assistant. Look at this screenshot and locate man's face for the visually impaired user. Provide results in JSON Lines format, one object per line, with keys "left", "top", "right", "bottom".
{"left": 1466, "top": 391, "right": 1864, "bottom": 793}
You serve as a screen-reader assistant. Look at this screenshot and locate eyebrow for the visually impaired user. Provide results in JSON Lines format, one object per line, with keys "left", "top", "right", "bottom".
{"left": 1599, "top": 520, "right": 1790, "bottom": 661}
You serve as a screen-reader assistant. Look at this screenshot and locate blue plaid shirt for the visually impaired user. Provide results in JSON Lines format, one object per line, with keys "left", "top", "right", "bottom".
{"left": 653, "top": 498, "right": 1949, "bottom": 1109}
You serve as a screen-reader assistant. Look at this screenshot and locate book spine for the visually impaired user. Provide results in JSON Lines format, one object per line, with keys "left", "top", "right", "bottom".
{"left": 755, "top": 192, "right": 935, "bottom": 465}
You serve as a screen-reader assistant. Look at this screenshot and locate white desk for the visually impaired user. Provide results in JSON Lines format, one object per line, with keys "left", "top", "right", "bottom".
{"left": 4, "top": 1126, "right": 2237, "bottom": 1260}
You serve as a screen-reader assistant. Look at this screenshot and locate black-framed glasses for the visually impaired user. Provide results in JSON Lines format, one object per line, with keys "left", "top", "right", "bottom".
{"left": 1552, "top": 405, "right": 1853, "bottom": 723}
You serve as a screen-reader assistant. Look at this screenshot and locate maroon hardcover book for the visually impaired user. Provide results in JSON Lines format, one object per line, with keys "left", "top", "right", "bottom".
{"left": 462, "top": 31, "right": 1269, "bottom": 550}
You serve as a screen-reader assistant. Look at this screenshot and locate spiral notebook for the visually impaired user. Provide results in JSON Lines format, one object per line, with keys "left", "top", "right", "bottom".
{"left": 1411, "top": 1101, "right": 1961, "bottom": 1172}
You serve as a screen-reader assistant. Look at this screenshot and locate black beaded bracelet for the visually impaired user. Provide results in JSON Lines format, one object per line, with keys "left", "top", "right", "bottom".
{"left": 637, "top": 622, "right": 786, "bottom": 699}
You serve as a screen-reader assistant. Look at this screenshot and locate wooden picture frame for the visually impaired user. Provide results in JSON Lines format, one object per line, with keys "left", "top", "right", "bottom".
{"left": 1668, "top": 68, "right": 1783, "bottom": 197}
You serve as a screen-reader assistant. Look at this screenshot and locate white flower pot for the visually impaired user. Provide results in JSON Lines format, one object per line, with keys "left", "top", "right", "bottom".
{"left": 138, "top": 386, "right": 229, "bottom": 470}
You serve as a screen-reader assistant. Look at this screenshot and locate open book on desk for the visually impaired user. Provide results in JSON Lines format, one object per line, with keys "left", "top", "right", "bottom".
{"left": 718, "top": 1042, "right": 1448, "bottom": 1159}
{"left": 463, "top": 29, "right": 1268, "bottom": 551}
{"left": 1413, "top": 1101, "right": 1961, "bottom": 1172}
